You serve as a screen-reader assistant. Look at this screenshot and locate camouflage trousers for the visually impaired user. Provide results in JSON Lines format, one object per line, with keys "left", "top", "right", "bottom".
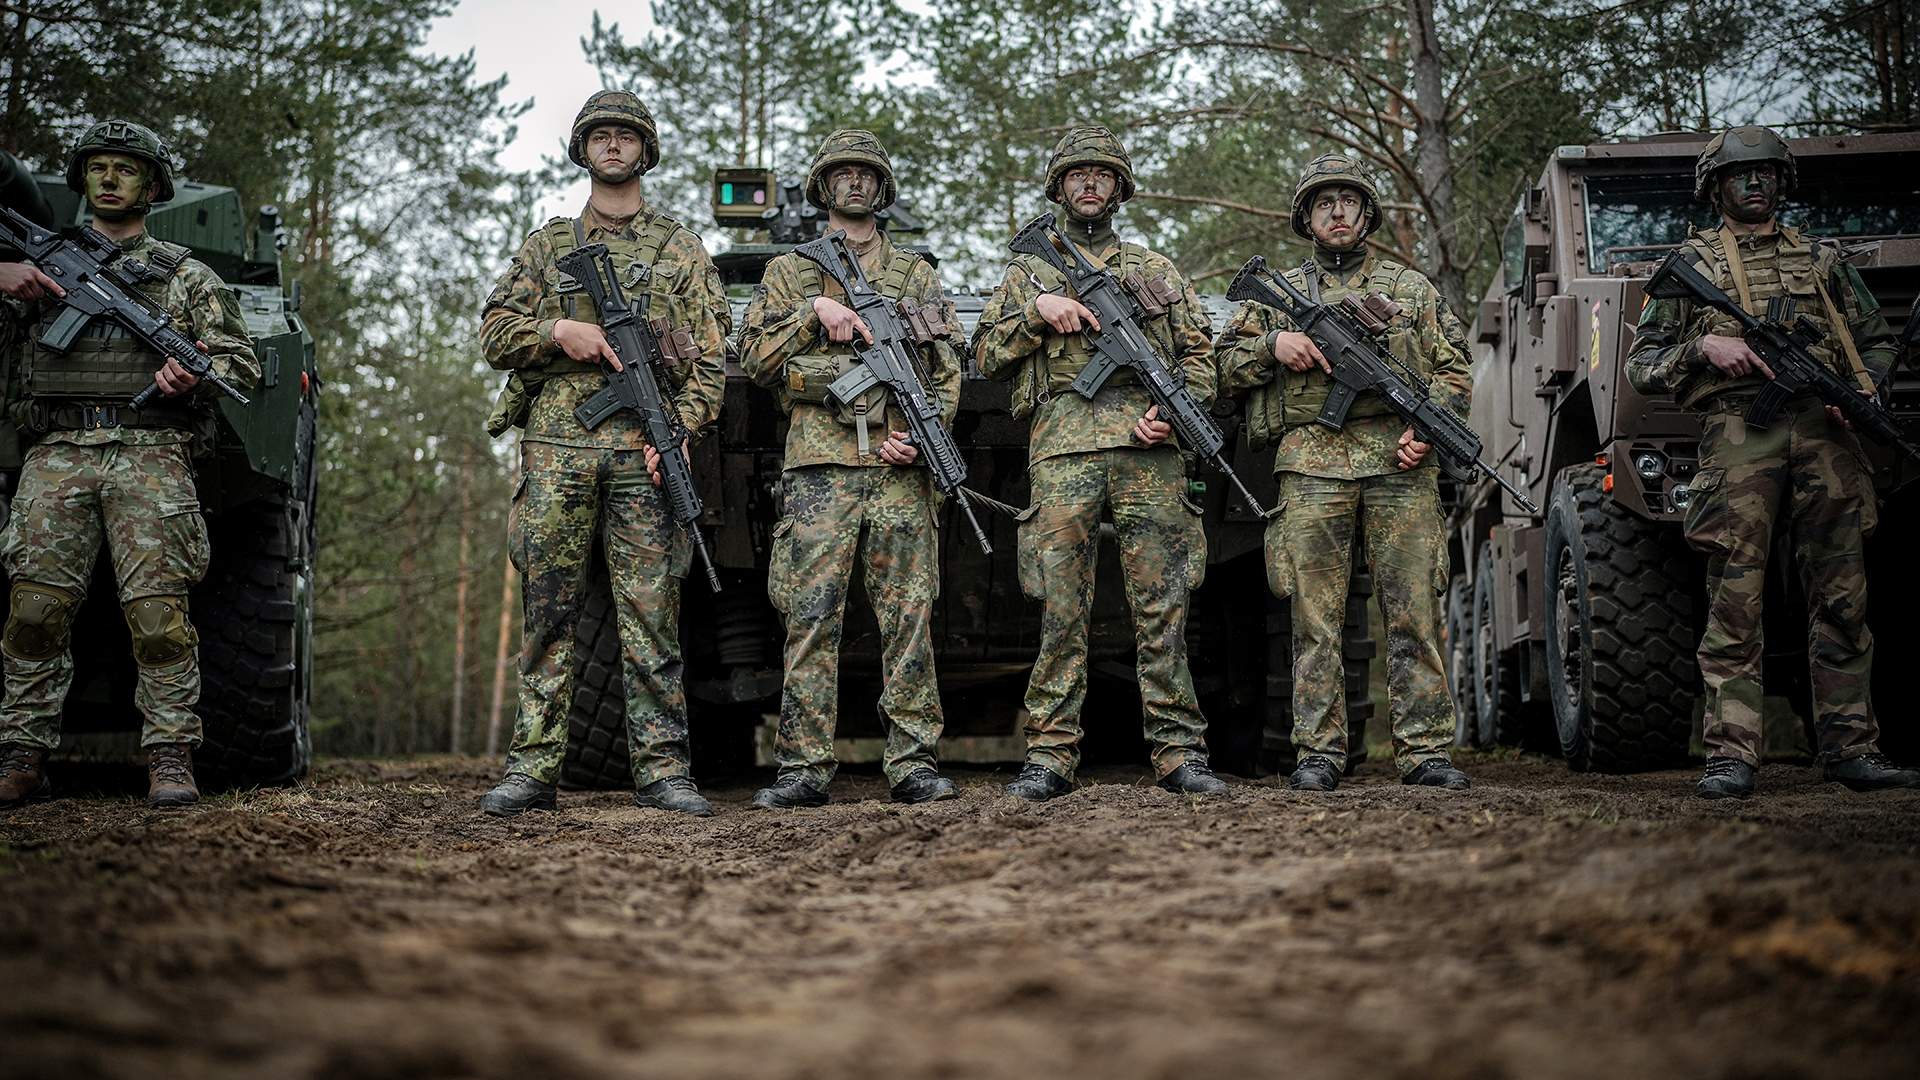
{"left": 503, "top": 440, "right": 692, "bottom": 788}
{"left": 767, "top": 464, "right": 944, "bottom": 787}
{"left": 1017, "top": 448, "right": 1208, "bottom": 781}
{"left": 0, "top": 440, "right": 209, "bottom": 748}
{"left": 1269, "top": 469, "right": 1452, "bottom": 775}
{"left": 1685, "top": 395, "right": 1880, "bottom": 767}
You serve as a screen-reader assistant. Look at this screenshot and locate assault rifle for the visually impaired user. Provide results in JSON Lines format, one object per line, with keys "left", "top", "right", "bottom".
{"left": 1009, "top": 212, "right": 1268, "bottom": 516}
{"left": 0, "top": 206, "right": 249, "bottom": 408}
{"left": 1226, "top": 255, "right": 1538, "bottom": 514}
{"left": 792, "top": 229, "right": 991, "bottom": 554}
{"left": 1644, "top": 251, "right": 1920, "bottom": 463}
{"left": 554, "top": 242, "right": 722, "bottom": 592}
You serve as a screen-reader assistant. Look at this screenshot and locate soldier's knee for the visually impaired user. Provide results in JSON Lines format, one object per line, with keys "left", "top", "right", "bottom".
{"left": 123, "top": 595, "right": 199, "bottom": 668}
{"left": 3, "top": 581, "right": 81, "bottom": 661}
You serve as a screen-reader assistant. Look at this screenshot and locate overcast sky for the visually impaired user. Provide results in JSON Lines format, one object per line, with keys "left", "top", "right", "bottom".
{"left": 425, "top": 2, "right": 657, "bottom": 221}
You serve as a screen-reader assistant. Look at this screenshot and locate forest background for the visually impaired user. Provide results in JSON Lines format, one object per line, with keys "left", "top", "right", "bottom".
{"left": 5, "top": 0, "right": 1915, "bottom": 756}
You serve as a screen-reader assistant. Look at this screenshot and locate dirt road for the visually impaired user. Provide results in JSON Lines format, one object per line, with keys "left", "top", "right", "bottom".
{"left": 2, "top": 755, "right": 1916, "bottom": 1079}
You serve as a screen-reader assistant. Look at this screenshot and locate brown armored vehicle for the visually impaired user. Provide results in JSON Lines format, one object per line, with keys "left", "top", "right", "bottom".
{"left": 553, "top": 170, "right": 1376, "bottom": 786}
{"left": 1448, "top": 132, "right": 1920, "bottom": 771}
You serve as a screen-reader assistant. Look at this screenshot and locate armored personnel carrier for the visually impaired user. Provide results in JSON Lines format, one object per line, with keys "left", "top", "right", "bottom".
{"left": 553, "top": 169, "right": 1380, "bottom": 786}
{"left": 1447, "top": 132, "right": 1920, "bottom": 770}
{"left": 0, "top": 155, "right": 319, "bottom": 786}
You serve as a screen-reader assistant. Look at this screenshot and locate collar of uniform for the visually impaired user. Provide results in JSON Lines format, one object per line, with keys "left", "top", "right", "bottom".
{"left": 1311, "top": 247, "right": 1371, "bottom": 288}
{"left": 1062, "top": 215, "right": 1118, "bottom": 261}
{"left": 580, "top": 196, "right": 653, "bottom": 238}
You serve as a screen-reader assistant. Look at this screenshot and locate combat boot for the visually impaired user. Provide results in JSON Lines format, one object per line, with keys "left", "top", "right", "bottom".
{"left": 634, "top": 775, "right": 713, "bottom": 817}
{"left": 890, "top": 768, "right": 958, "bottom": 804}
{"left": 0, "top": 744, "right": 50, "bottom": 809}
{"left": 1287, "top": 755, "right": 1340, "bottom": 792}
{"left": 750, "top": 775, "right": 829, "bottom": 809}
{"left": 1695, "top": 757, "right": 1755, "bottom": 800}
{"left": 480, "top": 772, "right": 557, "bottom": 817}
{"left": 145, "top": 743, "right": 199, "bottom": 808}
{"left": 1824, "top": 752, "right": 1920, "bottom": 792}
{"left": 1158, "top": 761, "right": 1229, "bottom": 795}
{"left": 1003, "top": 762, "right": 1072, "bottom": 802}
{"left": 1403, "top": 758, "right": 1471, "bottom": 791}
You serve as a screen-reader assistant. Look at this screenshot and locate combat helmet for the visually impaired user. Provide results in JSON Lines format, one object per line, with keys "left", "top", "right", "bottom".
{"left": 1290, "top": 153, "right": 1380, "bottom": 241}
{"left": 1693, "top": 125, "right": 1796, "bottom": 203}
{"left": 804, "top": 129, "right": 896, "bottom": 211}
{"left": 64, "top": 119, "right": 175, "bottom": 205}
{"left": 1044, "top": 126, "right": 1136, "bottom": 205}
{"left": 568, "top": 90, "right": 660, "bottom": 174}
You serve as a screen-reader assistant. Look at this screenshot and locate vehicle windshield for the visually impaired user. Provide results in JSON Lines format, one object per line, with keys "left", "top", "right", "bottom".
{"left": 1584, "top": 166, "right": 1920, "bottom": 274}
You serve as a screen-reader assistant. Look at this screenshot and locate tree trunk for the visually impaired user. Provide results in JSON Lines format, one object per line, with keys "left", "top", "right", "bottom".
{"left": 1405, "top": 0, "right": 1466, "bottom": 311}
{"left": 486, "top": 556, "right": 517, "bottom": 758}
{"left": 449, "top": 451, "right": 472, "bottom": 753}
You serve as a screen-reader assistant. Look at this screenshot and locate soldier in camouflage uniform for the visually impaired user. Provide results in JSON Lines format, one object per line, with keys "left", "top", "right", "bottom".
{"left": 738, "top": 131, "right": 964, "bottom": 808}
{"left": 477, "top": 91, "right": 730, "bottom": 818}
{"left": 1216, "top": 153, "right": 1472, "bottom": 792}
{"left": 1627, "top": 126, "right": 1919, "bottom": 799}
{"left": 973, "top": 126, "right": 1228, "bottom": 800}
{"left": 0, "top": 121, "right": 259, "bottom": 810}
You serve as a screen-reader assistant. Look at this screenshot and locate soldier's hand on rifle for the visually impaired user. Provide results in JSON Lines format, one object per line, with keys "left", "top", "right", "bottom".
{"left": 0, "top": 262, "right": 63, "bottom": 301}
{"left": 552, "top": 318, "right": 624, "bottom": 372}
{"left": 1133, "top": 404, "right": 1173, "bottom": 447}
{"left": 154, "top": 342, "right": 208, "bottom": 397}
{"left": 1396, "top": 427, "right": 1432, "bottom": 470}
{"left": 1826, "top": 389, "right": 1873, "bottom": 431}
{"left": 643, "top": 438, "right": 688, "bottom": 488}
{"left": 1035, "top": 292, "right": 1100, "bottom": 334}
{"left": 1270, "top": 330, "right": 1331, "bottom": 374}
{"left": 813, "top": 297, "right": 873, "bottom": 345}
{"left": 1700, "top": 334, "right": 1772, "bottom": 380}
{"left": 878, "top": 430, "right": 920, "bottom": 466}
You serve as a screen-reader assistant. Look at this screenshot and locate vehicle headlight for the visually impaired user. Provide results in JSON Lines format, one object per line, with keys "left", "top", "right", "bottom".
{"left": 1634, "top": 451, "right": 1665, "bottom": 480}
{"left": 1670, "top": 483, "right": 1692, "bottom": 510}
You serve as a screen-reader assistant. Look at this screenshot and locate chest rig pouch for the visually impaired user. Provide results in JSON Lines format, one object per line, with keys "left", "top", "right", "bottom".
{"left": 784, "top": 248, "right": 946, "bottom": 452}
{"left": 1009, "top": 243, "right": 1178, "bottom": 420}
{"left": 1677, "top": 226, "right": 1873, "bottom": 407}
{"left": 21, "top": 240, "right": 202, "bottom": 434}
{"left": 489, "top": 213, "right": 693, "bottom": 437}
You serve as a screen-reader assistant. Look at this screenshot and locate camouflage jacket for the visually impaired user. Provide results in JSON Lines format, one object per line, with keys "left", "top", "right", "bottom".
{"left": 2, "top": 231, "right": 258, "bottom": 450}
{"left": 972, "top": 237, "right": 1214, "bottom": 465}
{"left": 1627, "top": 224, "right": 1894, "bottom": 410}
{"left": 1216, "top": 253, "right": 1469, "bottom": 480}
{"left": 479, "top": 200, "right": 729, "bottom": 451}
{"left": 738, "top": 230, "right": 964, "bottom": 470}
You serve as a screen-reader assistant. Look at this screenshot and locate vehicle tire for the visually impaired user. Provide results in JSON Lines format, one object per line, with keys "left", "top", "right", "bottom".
{"left": 1446, "top": 575, "right": 1477, "bottom": 747}
{"left": 193, "top": 399, "right": 317, "bottom": 787}
{"left": 1344, "top": 562, "right": 1376, "bottom": 771}
{"left": 1471, "top": 543, "right": 1550, "bottom": 749}
{"left": 1543, "top": 463, "right": 1698, "bottom": 772}
{"left": 558, "top": 555, "right": 632, "bottom": 790}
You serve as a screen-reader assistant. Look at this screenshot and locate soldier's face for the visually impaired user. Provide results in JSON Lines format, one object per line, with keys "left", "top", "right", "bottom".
{"left": 826, "top": 164, "right": 881, "bottom": 216}
{"left": 1062, "top": 166, "right": 1119, "bottom": 221}
{"left": 586, "top": 125, "right": 643, "bottom": 183}
{"left": 1309, "top": 185, "right": 1368, "bottom": 249}
{"left": 1716, "top": 164, "right": 1780, "bottom": 224}
{"left": 84, "top": 153, "right": 153, "bottom": 215}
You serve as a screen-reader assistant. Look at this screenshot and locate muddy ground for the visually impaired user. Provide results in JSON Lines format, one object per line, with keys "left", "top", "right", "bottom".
{"left": 1, "top": 754, "right": 1917, "bottom": 1080}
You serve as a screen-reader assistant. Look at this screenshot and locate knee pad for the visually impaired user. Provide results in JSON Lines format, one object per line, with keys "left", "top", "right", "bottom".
{"left": 3, "top": 581, "right": 80, "bottom": 662}
{"left": 123, "top": 595, "right": 199, "bottom": 668}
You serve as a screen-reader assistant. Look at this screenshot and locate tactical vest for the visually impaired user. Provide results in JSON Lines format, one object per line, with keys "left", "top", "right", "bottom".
{"left": 1674, "top": 224, "right": 1872, "bottom": 408}
{"left": 1007, "top": 242, "right": 1181, "bottom": 420}
{"left": 1242, "top": 257, "right": 1422, "bottom": 450}
{"left": 778, "top": 245, "right": 931, "bottom": 444}
{"left": 20, "top": 239, "right": 202, "bottom": 433}
{"left": 488, "top": 212, "right": 686, "bottom": 437}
